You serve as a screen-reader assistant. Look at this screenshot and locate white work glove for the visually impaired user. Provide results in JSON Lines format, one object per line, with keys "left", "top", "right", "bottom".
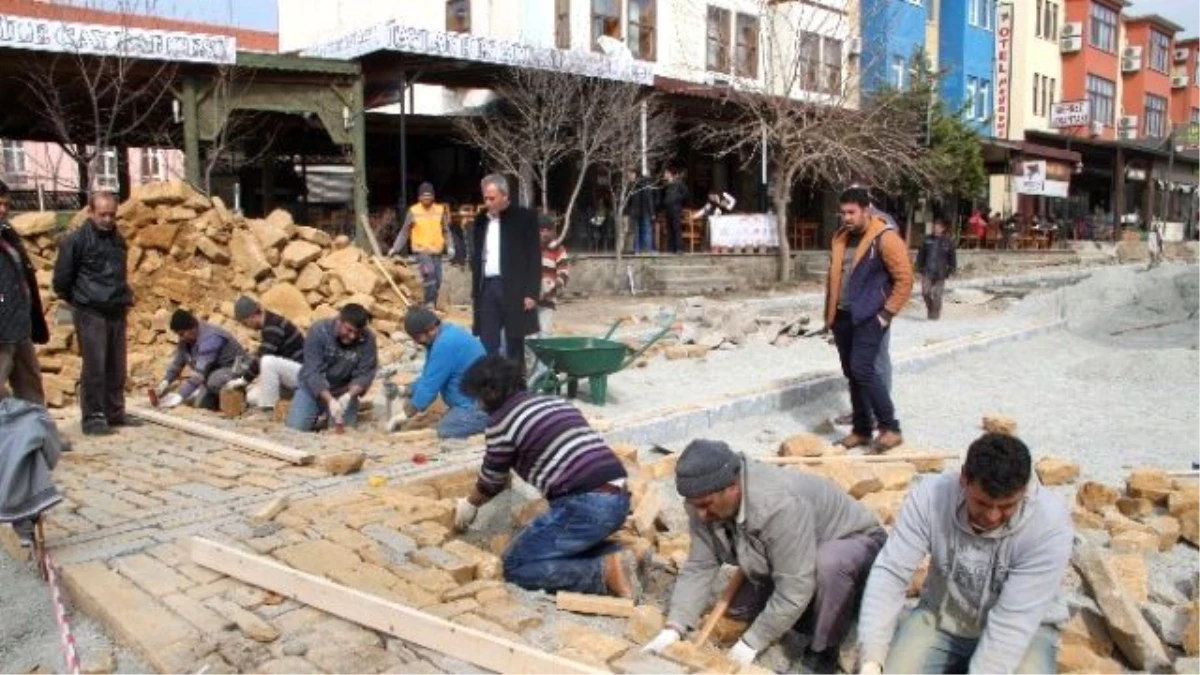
{"left": 337, "top": 391, "right": 354, "bottom": 411}
{"left": 155, "top": 380, "right": 171, "bottom": 397}
{"left": 327, "top": 397, "right": 346, "bottom": 425}
{"left": 642, "top": 629, "right": 681, "bottom": 654}
{"left": 728, "top": 640, "right": 757, "bottom": 665}
{"left": 223, "top": 377, "right": 247, "bottom": 391}
{"left": 453, "top": 497, "right": 478, "bottom": 532}
{"left": 160, "top": 392, "right": 184, "bottom": 409}
{"left": 860, "top": 662, "right": 883, "bottom": 675}
{"left": 386, "top": 408, "right": 410, "bottom": 433}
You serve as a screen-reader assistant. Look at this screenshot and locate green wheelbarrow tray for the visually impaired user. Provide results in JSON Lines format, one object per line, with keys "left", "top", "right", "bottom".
{"left": 526, "top": 313, "right": 675, "bottom": 405}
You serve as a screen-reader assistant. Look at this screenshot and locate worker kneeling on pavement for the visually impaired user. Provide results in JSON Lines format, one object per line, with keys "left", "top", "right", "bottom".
{"left": 392, "top": 307, "right": 489, "bottom": 438}
{"left": 231, "top": 296, "right": 305, "bottom": 409}
{"left": 286, "top": 303, "right": 378, "bottom": 431}
{"left": 452, "top": 355, "right": 642, "bottom": 598}
{"left": 856, "top": 433, "right": 1072, "bottom": 674}
{"left": 155, "top": 310, "right": 248, "bottom": 410}
{"left": 644, "top": 440, "right": 887, "bottom": 671}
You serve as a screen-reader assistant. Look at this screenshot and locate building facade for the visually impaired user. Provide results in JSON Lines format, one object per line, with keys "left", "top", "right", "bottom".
{"left": 859, "top": 0, "right": 928, "bottom": 92}
{"left": 1170, "top": 37, "right": 1200, "bottom": 127}
{"left": 939, "top": 0, "right": 996, "bottom": 133}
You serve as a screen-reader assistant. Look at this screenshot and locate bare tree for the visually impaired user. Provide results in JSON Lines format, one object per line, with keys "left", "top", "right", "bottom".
{"left": 696, "top": 2, "right": 934, "bottom": 281}
{"left": 453, "top": 69, "right": 580, "bottom": 209}
{"left": 17, "top": 0, "right": 179, "bottom": 199}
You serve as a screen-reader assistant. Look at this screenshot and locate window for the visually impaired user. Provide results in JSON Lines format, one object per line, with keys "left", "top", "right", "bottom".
{"left": 592, "top": 0, "right": 621, "bottom": 52}
{"left": 1150, "top": 30, "right": 1170, "bottom": 73}
{"left": 893, "top": 55, "right": 907, "bottom": 89}
{"left": 927, "top": 0, "right": 937, "bottom": 23}
{"left": 1089, "top": 2, "right": 1117, "bottom": 53}
{"left": 141, "top": 148, "right": 167, "bottom": 183}
{"left": 734, "top": 13, "right": 759, "bottom": 78}
{"left": 1144, "top": 94, "right": 1167, "bottom": 137}
{"left": 799, "top": 31, "right": 820, "bottom": 91}
{"left": 706, "top": 6, "right": 731, "bottom": 72}
{"left": 1032, "top": 73, "right": 1041, "bottom": 115}
{"left": 627, "top": 0, "right": 656, "bottom": 60}
{"left": 1, "top": 139, "right": 27, "bottom": 178}
{"left": 969, "top": 0, "right": 993, "bottom": 29}
{"left": 96, "top": 147, "right": 119, "bottom": 191}
{"left": 976, "top": 79, "right": 990, "bottom": 120}
{"left": 1049, "top": 77, "right": 1056, "bottom": 111}
{"left": 446, "top": 0, "right": 470, "bottom": 33}
{"left": 1049, "top": 3, "right": 1058, "bottom": 41}
{"left": 1041, "top": 75, "right": 1048, "bottom": 117}
{"left": 1036, "top": 1, "right": 1059, "bottom": 39}
{"left": 1086, "top": 73, "right": 1115, "bottom": 125}
{"left": 1036, "top": 0, "right": 1042, "bottom": 37}
{"left": 824, "top": 37, "right": 843, "bottom": 93}
{"left": 1192, "top": 108, "right": 1200, "bottom": 124}
{"left": 965, "top": 77, "right": 977, "bottom": 119}
{"left": 556, "top": 0, "right": 570, "bottom": 49}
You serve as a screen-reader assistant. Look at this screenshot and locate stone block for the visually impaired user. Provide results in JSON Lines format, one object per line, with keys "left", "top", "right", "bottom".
{"left": 453, "top": 613, "right": 525, "bottom": 644}
{"left": 161, "top": 593, "right": 234, "bottom": 633}
{"left": 255, "top": 656, "right": 324, "bottom": 674}
{"left": 1036, "top": 456, "right": 1080, "bottom": 485}
{"left": 477, "top": 599, "right": 543, "bottom": 632}
{"left": 295, "top": 263, "right": 325, "bottom": 292}
{"left": 981, "top": 414, "right": 1016, "bottom": 435}
{"left": 294, "top": 225, "right": 332, "bottom": 247}
{"left": 1061, "top": 607, "right": 1114, "bottom": 657}
{"left": 390, "top": 564, "right": 459, "bottom": 599}
{"left": 778, "top": 432, "right": 830, "bottom": 457}
{"left": 1180, "top": 507, "right": 1199, "bottom": 547}
{"left": 1077, "top": 482, "right": 1120, "bottom": 513}
{"left": 662, "top": 641, "right": 738, "bottom": 672}
{"left": 828, "top": 463, "right": 884, "bottom": 499}
{"left": 873, "top": 462, "right": 917, "bottom": 491}
{"left": 411, "top": 547, "right": 475, "bottom": 583}
{"left": 137, "top": 222, "right": 180, "bottom": 251}
{"left": 231, "top": 230, "right": 272, "bottom": 280}
{"left": 194, "top": 236, "right": 230, "bottom": 264}
{"left": 427, "top": 598, "right": 479, "bottom": 619}
{"left": 252, "top": 216, "right": 292, "bottom": 251}
{"left": 1127, "top": 468, "right": 1173, "bottom": 505}
{"left": 1071, "top": 505, "right": 1105, "bottom": 531}
{"left": 625, "top": 605, "right": 665, "bottom": 644}
{"left": 361, "top": 524, "right": 418, "bottom": 563}
{"left": 1142, "top": 603, "right": 1190, "bottom": 648}
{"left": 273, "top": 539, "right": 362, "bottom": 578}
{"left": 336, "top": 262, "right": 382, "bottom": 296}
{"left": 1111, "top": 530, "right": 1160, "bottom": 555}
{"left": 441, "top": 540, "right": 502, "bottom": 580}
{"left": 207, "top": 598, "right": 280, "bottom": 643}
{"left": 320, "top": 450, "right": 366, "bottom": 476}
{"left": 112, "top": 553, "right": 194, "bottom": 597}
{"left": 1110, "top": 553, "right": 1148, "bottom": 602}
{"left": 1116, "top": 497, "right": 1154, "bottom": 519}
{"left": 609, "top": 650, "right": 687, "bottom": 674}
{"left": 859, "top": 490, "right": 906, "bottom": 526}
{"left": 12, "top": 211, "right": 57, "bottom": 236}
{"left": 1170, "top": 486, "right": 1200, "bottom": 517}
{"left": 1104, "top": 509, "right": 1156, "bottom": 538}
{"left": 1146, "top": 515, "right": 1182, "bottom": 551}
{"left": 558, "top": 621, "right": 634, "bottom": 662}
{"left": 400, "top": 521, "right": 450, "bottom": 547}
{"left": 317, "top": 247, "right": 362, "bottom": 270}
{"left": 1072, "top": 543, "right": 1170, "bottom": 671}
{"left": 281, "top": 240, "right": 323, "bottom": 269}
{"left": 1186, "top": 602, "right": 1199, "bottom": 657}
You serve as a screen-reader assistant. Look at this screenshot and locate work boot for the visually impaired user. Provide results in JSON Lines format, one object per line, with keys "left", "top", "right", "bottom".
{"left": 835, "top": 432, "right": 871, "bottom": 450}
{"left": 81, "top": 419, "right": 114, "bottom": 436}
{"left": 871, "top": 430, "right": 904, "bottom": 454}
{"left": 796, "top": 648, "right": 838, "bottom": 675}
{"left": 12, "top": 520, "right": 34, "bottom": 548}
{"left": 108, "top": 415, "right": 144, "bottom": 428}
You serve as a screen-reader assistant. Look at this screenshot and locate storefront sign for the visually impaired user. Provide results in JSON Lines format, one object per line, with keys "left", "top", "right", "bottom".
{"left": 0, "top": 13, "right": 236, "bottom": 63}
{"left": 709, "top": 214, "right": 780, "bottom": 248}
{"left": 994, "top": 2, "right": 1014, "bottom": 139}
{"left": 1050, "top": 100, "right": 1091, "bottom": 128}
{"left": 1016, "top": 160, "right": 1069, "bottom": 197}
{"left": 303, "top": 22, "right": 655, "bottom": 86}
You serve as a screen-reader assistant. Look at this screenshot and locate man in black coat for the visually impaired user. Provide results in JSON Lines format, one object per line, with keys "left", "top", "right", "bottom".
{"left": 0, "top": 180, "right": 50, "bottom": 405}
{"left": 915, "top": 216, "right": 957, "bottom": 321}
{"left": 52, "top": 192, "right": 138, "bottom": 435}
{"left": 661, "top": 167, "right": 689, "bottom": 254}
{"left": 470, "top": 174, "right": 541, "bottom": 377}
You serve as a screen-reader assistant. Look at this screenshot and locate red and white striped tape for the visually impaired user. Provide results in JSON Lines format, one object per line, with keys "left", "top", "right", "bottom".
{"left": 35, "top": 520, "right": 82, "bottom": 675}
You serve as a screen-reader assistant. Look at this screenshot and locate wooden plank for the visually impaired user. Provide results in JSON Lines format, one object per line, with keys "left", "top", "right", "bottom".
{"left": 762, "top": 452, "right": 958, "bottom": 466}
{"left": 555, "top": 591, "right": 636, "bottom": 618}
{"left": 190, "top": 537, "right": 601, "bottom": 675}
{"left": 129, "top": 406, "right": 314, "bottom": 465}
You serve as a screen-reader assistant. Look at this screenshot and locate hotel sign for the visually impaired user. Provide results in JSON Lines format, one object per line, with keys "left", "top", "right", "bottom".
{"left": 303, "top": 22, "right": 656, "bottom": 86}
{"left": 0, "top": 13, "right": 236, "bottom": 63}
{"left": 994, "top": 2, "right": 1014, "bottom": 139}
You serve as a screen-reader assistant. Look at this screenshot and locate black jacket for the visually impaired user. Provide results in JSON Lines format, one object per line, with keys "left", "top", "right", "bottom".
{"left": 916, "top": 234, "right": 956, "bottom": 282}
{"left": 52, "top": 220, "right": 133, "bottom": 317}
{"left": 0, "top": 221, "right": 49, "bottom": 345}
{"left": 624, "top": 177, "right": 657, "bottom": 219}
{"left": 662, "top": 179, "right": 689, "bottom": 213}
{"left": 470, "top": 204, "right": 541, "bottom": 342}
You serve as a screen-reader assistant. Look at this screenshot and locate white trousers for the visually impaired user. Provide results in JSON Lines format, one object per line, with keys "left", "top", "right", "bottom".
{"left": 246, "top": 355, "right": 302, "bottom": 408}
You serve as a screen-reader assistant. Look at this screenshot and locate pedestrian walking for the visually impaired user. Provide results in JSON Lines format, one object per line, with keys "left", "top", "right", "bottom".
{"left": 52, "top": 192, "right": 139, "bottom": 435}
{"left": 916, "top": 217, "right": 956, "bottom": 320}
{"left": 823, "top": 186, "right": 912, "bottom": 454}
{"left": 0, "top": 179, "right": 49, "bottom": 406}
{"left": 1147, "top": 221, "right": 1165, "bottom": 269}
{"left": 623, "top": 169, "right": 657, "bottom": 254}
{"left": 469, "top": 174, "right": 541, "bottom": 376}
{"left": 661, "top": 167, "right": 689, "bottom": 254}
{"left": 389, "top": 182, "right": 454, "bottom": 308}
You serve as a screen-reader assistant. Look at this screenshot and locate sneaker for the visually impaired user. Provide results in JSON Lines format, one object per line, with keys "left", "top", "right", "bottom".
{"left": 870, "top": 430, "right": 904, "bottom": 453}
{"left": 81, "top": 421, "right": 115, "bottom": 436}
{"left": 12, "top": 520, "right": 34, "bottom": 548}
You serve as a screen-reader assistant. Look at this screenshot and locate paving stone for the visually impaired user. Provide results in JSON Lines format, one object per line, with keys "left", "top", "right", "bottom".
{"left": 207, "top": 598, "right": 281, "bottom": 643}
{"left": 412, "top": 547, "right": 476, "bottom": 583}
{"left": 186, "top": 578, "right": 245, "bottom": 601}
{"left": 401, "top": 521, "right": 451, "bottom": 547}
{"left": 441, "top": 540, "right": 502, "bottom": 580}
{"left": 271, "top": 606, "right": 326, "bottom": 634}
{"left": 254, "top": 656, "right": 324, "bottom": 674}
{"left": 161, "top": 593, "right": 235, "bottom": 633}
{"left": 363, "top": 524, "right": 419, "bottom": 562}
{"left": 441, "top": 579, "right": 504, "bottom": 602}
{"left": 381, "top": 661, "right": 445, "bottom": 674}
{"left": 313, "top": 521, "right": 377, "bottom": 552}
{"left": 273, "top": 539, "right": 363, "bottom": 577}
{"left": 282, "top": 639, "right": 309, "bottom": 657}
{"left": 477, "top": 599, "right": 543, "bottom": 632}
{"left": 306, "top": 643, "right": 401, "bottom": 674}
{"left": 610, "top": 649, "right": 687, "bottom": 674}
{"left": 171, "top": 482, "right": 232, "bottom": 503}
{"left": 216, "top": 634, "right": 273, "bottom": 671}
{"left": 112, "top": 553, "right": 194, "bottom": 596}
{"left": 392, "top": 564, "right": 460, "bottom": 599}
{"left": 427, "top": 598, "right": 480, "bottom": 619}
{"left": 452, "top": 613, "right": 526, "bottom": 644}
{"left": 557, "top": 621, "right": 634, "bottom": 662}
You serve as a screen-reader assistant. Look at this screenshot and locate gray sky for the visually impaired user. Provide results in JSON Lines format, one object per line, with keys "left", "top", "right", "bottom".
{"left": 1129, "top": 0, "right": 1200, "bottom": 38}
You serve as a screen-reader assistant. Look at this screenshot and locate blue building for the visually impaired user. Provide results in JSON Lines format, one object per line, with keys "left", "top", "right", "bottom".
{"left": 939, "top": 0, "right": 997, "bottom": 134}
{"left": 860, "top": 0, "right": 929, "bottom": 93}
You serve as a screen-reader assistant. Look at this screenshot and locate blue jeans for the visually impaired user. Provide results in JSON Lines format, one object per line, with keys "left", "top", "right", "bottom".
{"left": 436, "top": 406, "right": 489, "bottom": 439}
{"left": 884, "top": 607, "right": 1057, "bottom": 674}
{"left": 503, "top": 490, "right": 630, "bottom": 594}
{"left": 416, "top": 253, "right": 443, "bottom": 306}
{"left": 635, "top": 214, "right": 655, "bottom": 253}
{"left": 833, "top": 310, "right": 899, "bottom": 435}
{"left": 285, "top": 386, "right": 360, "bottom": 431}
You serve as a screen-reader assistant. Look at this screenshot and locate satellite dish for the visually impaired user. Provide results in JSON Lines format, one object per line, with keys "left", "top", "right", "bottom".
{"left": 596, "top": 35, "right": 632, "bottom": 60}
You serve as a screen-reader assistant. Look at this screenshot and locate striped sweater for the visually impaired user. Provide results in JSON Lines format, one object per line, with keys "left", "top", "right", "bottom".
{"left": 476, "top": 392, "right": 626, "bottom": 500}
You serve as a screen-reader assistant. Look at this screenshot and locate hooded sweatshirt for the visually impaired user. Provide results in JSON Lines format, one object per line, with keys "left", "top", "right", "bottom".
{"left": 858, "top": 472, "right": 1073, "bottom": 674}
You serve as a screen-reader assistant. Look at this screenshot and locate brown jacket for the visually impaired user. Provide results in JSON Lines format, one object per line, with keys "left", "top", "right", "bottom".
{"left": 824, "top": 216, "right": 913, "bottom": 328}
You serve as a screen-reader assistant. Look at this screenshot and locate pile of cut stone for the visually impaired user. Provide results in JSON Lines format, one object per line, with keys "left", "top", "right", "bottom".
{"left": 9, "top": 180, "right": 422, "bottom": 407}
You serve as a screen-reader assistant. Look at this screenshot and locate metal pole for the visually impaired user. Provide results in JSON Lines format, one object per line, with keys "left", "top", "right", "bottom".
{"left": 398, "top": 72, "right": 408, "bottom": 215}
{"left": 760, "top": 123, "right": 768, "bottom": 212}
{"left": 640, "top": 100, "right": 648, "bottom": 176}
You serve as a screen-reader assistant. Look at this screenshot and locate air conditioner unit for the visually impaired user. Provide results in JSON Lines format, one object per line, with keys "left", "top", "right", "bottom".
{"left": 1175, "top": 47, "right": 1190, "bottom": 61}
{"left": 1090, "top": 120, "right": 1104, "bottom": 136}
{"left": 1121, "top": 56, "right": 1141, "bottom": 72}
{"left": 705, "top": 72, "right": 734, "bottom": 88}
{"left": 846, "top": 37, "right": 862, "bottom": 56}
{"left": 1122, "top": 45, "right": 1143, "bottom": 59}
{"left": 1172, "top": 74, "right": 1189, "bottom": 88}
{"left": 1060, "top": 36, "right": 1082, "bottom": 53}
{"left": 1061, "top": 22, "right": 1083, "bottom": 38}
{"left": 1118, "top": 127, "right": 1137, "bottom": 140}
{"left": 1119, "top": 115, "right": 1138, "bottom": 129}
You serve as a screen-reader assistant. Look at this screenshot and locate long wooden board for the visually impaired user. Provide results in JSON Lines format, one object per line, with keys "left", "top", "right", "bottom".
{"left": 129, "top": 406, "right": 314, "bottom": 465}
{"left": 763, "top": 452, "right": 958, "bottom": 466}
{"left": 190, "top": 537, "right": 602, "bottom": 674}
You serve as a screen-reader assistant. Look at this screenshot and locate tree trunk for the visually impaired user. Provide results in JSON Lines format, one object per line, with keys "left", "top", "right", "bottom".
{"left": 773, "top": 187, "right": 793, "bottom": 283}
{"left": 556, "top": 155, "right": 591, "bottom": 247}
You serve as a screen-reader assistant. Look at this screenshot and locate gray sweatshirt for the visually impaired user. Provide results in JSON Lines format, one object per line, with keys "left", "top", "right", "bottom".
{"left": 858, "top": 472, "right": 1073, "bottom": 673}
{"left": 298, "top": 318, "right": 378, "bottom": 398}
{"left": 668, "top": 458, "right": 880, "bottom": 651}
{"left": 164, "top": 322, "right": 247, "bottom": 399}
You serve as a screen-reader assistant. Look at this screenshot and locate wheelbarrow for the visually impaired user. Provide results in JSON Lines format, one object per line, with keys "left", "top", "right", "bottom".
{"left": 526, "top": 314, "right": 674, "bottom": 405}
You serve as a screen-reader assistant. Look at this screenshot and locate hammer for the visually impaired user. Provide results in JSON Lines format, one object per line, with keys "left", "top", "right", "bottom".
{"left": 693, "top": 568, "right": 746, "bottom": 645}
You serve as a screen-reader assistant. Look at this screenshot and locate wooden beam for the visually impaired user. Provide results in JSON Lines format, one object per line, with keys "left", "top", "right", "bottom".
{"left": 190, "top": 538, "right": 602, "bottom": 675}
{"left": 555, "top": 592, "right": 636, "bottom": 618}
{"left": 762, "top": 452, "right": 958, "bottom": 466}
{"left": 129, "top": 406, "right": 314, "bottom": 465}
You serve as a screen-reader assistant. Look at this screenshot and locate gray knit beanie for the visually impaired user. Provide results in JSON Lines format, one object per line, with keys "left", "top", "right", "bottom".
{"left": 675, "top": 440, "right": 741, "bottom": 498}
{"left": 233, "top": 296, "right": 260, "bottom": 321}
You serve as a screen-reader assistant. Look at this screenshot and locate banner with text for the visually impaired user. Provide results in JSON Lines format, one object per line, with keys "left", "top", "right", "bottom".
{"left": 0, "top": 13, "right": 236, "bottom": 63}
{"left": 709, "top": 214, "right": 780, "bottom": 248}
{"left": 994, "top": 2, "right": 1014, "bottom": 139}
